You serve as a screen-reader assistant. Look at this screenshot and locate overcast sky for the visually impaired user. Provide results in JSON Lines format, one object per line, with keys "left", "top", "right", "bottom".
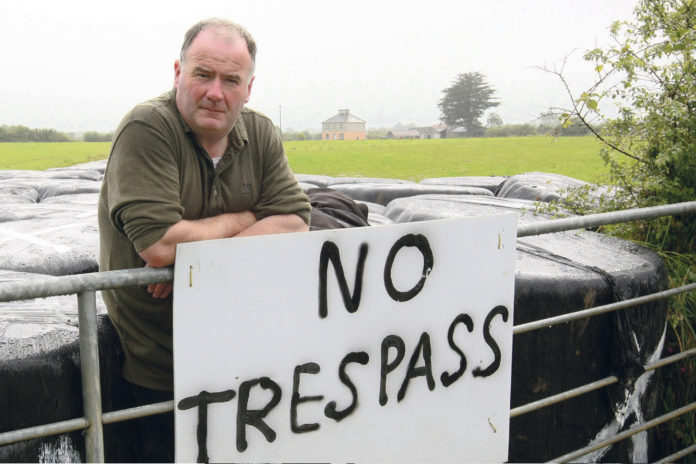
{"left": 0, "top": 0, "right": 638, "bottom": 133}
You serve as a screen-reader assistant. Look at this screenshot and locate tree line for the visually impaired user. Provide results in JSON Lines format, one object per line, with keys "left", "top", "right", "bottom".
{"left": 0, "top": 125, "right": 112, "bottom": 142}
{"left": 0, "top": 125, "right": 72, "bottom": 142}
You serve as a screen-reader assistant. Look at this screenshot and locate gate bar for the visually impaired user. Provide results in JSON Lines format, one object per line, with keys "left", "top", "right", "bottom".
{"left": 517, "top": 201, "right": 696, "bottom": 237}
{"left": 548, "top": 402, "right": 696, "bottom": 463}
{"left": 653, "top": 443, "right": 696, "bottom": 464}
{"left": 102, "top": 401, "right": 174, "bottom": 425}
{"left": 0, "top": 267, "right": 173, "bottom": 303}
{"left": 510, "top": 376, "right": 618, "bottom": 418}
{"left": 0, "top": 418, "right": 88, "bottom": 447}
{"left": 511, "top": 347, "right": 695, "bottom": 418}
{"left": 513, "top": 283, "right": 696, "bottom": 335}
{"left": 77, "top": 290, "right": 104, "bottom": 463}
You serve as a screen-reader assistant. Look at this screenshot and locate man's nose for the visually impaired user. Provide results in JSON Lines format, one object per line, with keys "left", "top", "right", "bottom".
{"left": 206, "top": 78, "right": 224, "bottom": 101}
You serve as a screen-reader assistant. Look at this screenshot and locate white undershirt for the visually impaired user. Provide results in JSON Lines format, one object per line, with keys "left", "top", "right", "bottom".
{"left": 211, "top": 156, "right": 222, "bottom": 168}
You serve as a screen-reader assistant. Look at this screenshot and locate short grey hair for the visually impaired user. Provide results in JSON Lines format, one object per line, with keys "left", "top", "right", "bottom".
{"left": 180, "top": 18, "right": 257, "bottom": 78}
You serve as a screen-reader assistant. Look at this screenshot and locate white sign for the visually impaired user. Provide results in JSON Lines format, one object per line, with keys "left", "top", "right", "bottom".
{"left": 173, "top": 216, "right": 516, "bottom": 463}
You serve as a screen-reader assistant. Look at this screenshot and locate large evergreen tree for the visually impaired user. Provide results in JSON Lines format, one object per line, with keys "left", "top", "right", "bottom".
{"left": 438, "top": 72, "right": 500, "bottom": 136}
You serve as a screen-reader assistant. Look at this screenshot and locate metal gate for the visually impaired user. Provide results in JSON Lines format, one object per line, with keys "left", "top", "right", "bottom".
{"left": 1, "top": 202, "right": 695, "bottom": 463}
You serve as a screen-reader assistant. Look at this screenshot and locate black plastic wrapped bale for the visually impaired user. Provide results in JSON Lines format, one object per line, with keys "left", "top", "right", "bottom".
{"left": 0, "top": 178, "right": 101, "bottom": 202}
{"left": 294, "top": 174, "right": 335, "bottom": 188}
{"left": 42, "top": 169, "right": 103, "bottom": 182}
{"left": 386, "top": 194, "right": 668, "bottom": 462}
{"left": 329, "top": 182, "right": 493, "bottom": 206}
{"left": 0, "top": 311, "right": 162, "bottom": 463}
{"left": 327, "top": 176, "right": 416, "bottom": 186}
{"left": 0, "top": 184, "right": 39, "bottom": 205}
{"left": 41, "top": 193, "right": 102, "bottom": 206}
{"left": 0, "top": 269, "right": 91, "bottom": 461}
{"left": 0, "top": 267, "right": 170, "bottom": 462}
{"left": 357, "top": 201, "right": 394, "bottom": 226}
{"left": 420, "top": 175, "right": 508, "bottom": 193}
{"left": 45, "top": 160, "right": 107, "bottom": 175}
{"left": 495, "top": 171, "right": 590, "bottom": 202}
{"left": 0, "top": 203, "right": 98, "bottom": 276}
{"left": 0, "top": 171, "right": 51, "bottom": 181}
{"left": 0, "top": 327, "right": 85, "bottom": 463}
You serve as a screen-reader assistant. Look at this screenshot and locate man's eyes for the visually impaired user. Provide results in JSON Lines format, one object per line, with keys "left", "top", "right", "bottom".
{"left": 192, "top": 72, "right": 239, "bottom": 84}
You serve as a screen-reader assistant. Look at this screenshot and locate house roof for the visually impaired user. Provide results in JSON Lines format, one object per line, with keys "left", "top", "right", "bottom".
{"left": 322, "top": 109, "right": 366, "bottom": 124}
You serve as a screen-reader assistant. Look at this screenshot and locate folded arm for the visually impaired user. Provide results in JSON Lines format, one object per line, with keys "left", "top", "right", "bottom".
{"left": 235, "top": 213, "right": 309, "bottom": 238}
{"left": 138, "top": 211, "right": 256, "bottom": 268}
{"left": 139, "top": 212, "right": 307, "bottom": 299}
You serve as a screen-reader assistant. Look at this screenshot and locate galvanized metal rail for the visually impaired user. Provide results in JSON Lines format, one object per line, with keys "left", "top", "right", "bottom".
{"left": 0, "top": 201, "right": 695, "bottom": 462}
{"left": 517, "top": 200, "right": 696, "bottom": 237}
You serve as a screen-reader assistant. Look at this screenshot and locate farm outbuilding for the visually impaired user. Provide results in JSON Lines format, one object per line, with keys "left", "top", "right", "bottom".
{"left": 413, "top": 124, "right": 447, "bottom": 139}
{"left": 387, "top": 124, "right": 452, "bottom": 140}
{"left": 386, "top": 130, "right": 420, "bottom": 139}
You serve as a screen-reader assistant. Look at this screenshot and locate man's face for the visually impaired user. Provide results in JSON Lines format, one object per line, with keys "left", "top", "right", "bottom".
{"left": 174, "top": 28, "right": 254, "bottom": 142}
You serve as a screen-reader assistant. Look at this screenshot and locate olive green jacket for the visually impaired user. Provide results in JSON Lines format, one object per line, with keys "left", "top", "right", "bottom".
{"left": 98, "top": 90, "right": 310, "bottom": 390}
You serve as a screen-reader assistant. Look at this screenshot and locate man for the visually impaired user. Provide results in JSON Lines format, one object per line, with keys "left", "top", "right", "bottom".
{"left": 98, "top": 18, "right": 310, "bottom": 460}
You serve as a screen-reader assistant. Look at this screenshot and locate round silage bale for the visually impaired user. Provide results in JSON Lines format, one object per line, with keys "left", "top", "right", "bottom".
{"left": 495, "top": 171, "right": 589, "bottom": 202}
{"left": 327, "top": 176, "right": 415, "bottom": 186}
{"left": 330, "top": 182, "right": 493, "bottom": 206}
{"left": 0, "top": 168, "right": 670, "bottom": 462}
{"left": 0, "top": 270, "right": 107, "bottom": 352}
{"left": 299, "top": 182, "right": 320, "bottom": 192}
{"left": 0, "top": 178, "right": 101, "bottom": 202}
{"left": 385, "top": 193, "right": 667, "bottom": 462}
{"left": 40, "top": 192, "right": 100, "bottom": 206}
{"left": 420, "top": 175, "right": 508, "bottom": 193}
{"left": 294, "top": 174, "right": 335, "bottom": 187}
{"left": 46, "top": 159, "right": 107, "bottom": 174}
{"left": 44, "top": 169, "right": 103, "bottom": 182}
{"left": 0, "top": 313, "right": 143, "bottom": 463}
{"left": 0, "top": 203, "right": 98, "bottom": 275}
{"left": 355, "top": 200, "right": 393, "bottom": 226}
{"left": 0, "top": 183, "right": 40, "bottom": 205}
{"left": 0, "top": 170, "right": 51, "bottom": 181}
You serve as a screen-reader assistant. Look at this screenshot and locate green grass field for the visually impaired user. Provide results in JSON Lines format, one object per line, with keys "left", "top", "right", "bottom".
{"left": 0, "top": 142, "right": 111, "bottom": 171}
{"left": 285, "top": 136, "right": 611, "bottom": 182}
{"left": 0, "top": 136, "right": 613, "bottom": 183}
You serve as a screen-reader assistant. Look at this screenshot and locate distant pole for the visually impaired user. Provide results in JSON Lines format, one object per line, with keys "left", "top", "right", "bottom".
{"left": 279, "top": 105, "right": 283, "bottom": 140}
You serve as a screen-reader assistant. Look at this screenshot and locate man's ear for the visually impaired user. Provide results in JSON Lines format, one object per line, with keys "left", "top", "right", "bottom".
{"left": 174, "top": 60, "right": 182, "bottom": 89}
{"left": 245, "top": 75, "right": 255, "bottom": 103}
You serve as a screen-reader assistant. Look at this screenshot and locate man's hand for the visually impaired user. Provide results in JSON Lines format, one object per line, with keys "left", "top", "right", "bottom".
{"left": 145, "top": 264, "right": 173, "bottom": 299}
{"left": 148, "top": 282, "right": 173, "bottom": 299}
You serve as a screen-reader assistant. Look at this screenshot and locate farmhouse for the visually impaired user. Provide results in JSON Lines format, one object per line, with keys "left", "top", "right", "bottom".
{"left": 322, "top": 109, "right": 366, "bottom": 141}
